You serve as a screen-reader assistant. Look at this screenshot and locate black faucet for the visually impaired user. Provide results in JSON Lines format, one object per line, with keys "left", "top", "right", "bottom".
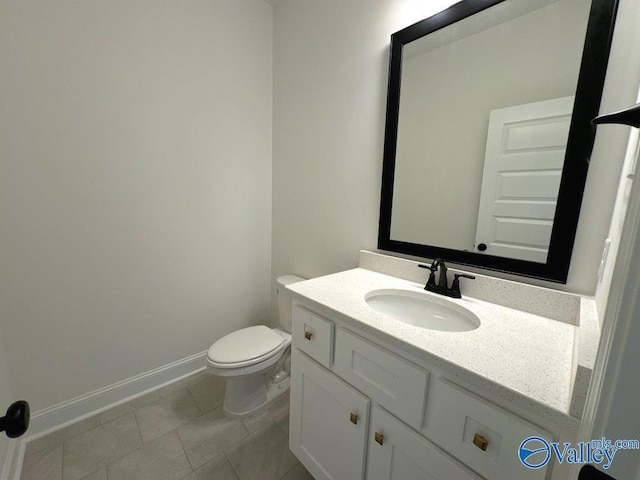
{"left": 418, "top": 259, "right": 475, "bottom": 299}
{"left": 430, "top": 258, "right": 448, "bottom": 289}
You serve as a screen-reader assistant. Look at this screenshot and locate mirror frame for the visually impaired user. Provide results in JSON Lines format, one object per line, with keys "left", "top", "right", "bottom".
{"left": 378, "top": 0, "right": 619, "bottom": 283}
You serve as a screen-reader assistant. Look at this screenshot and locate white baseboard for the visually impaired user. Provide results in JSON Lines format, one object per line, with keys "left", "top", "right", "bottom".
{"left": 25, "top": 351, "right": 207, "bottom": 442}
{"left": 2, "top": 351, "right": 209, "bottom": 479}
{"left": 3, "top": 351, "right": 207, "bottom": 480}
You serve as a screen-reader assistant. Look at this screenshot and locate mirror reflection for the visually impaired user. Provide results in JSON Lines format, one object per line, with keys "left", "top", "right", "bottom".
{"left": 389, "top": 0, "right": 591, "bottom": 263}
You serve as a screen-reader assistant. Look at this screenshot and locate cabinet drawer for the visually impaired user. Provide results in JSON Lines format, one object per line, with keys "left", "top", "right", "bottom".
{"left": 426, "top": 379, "right": 553, "bottom": 480}
{"left": 367, "top": 406, "right": 481, "bottom": 480}
{"left": 292, "top": 305, "right": 334, "bottom": 368}
{"left": 334, "top": 328, "right": 429, "bottom": 430}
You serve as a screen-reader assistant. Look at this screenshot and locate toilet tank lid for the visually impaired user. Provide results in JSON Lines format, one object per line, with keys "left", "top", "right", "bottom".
{"left": 276, "top": 275, "right": 305, "bottom": 287}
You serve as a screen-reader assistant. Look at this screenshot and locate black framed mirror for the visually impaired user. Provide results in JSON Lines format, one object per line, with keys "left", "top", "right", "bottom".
{"left": 378, "top": 0, "right": 619, "bottom": 283}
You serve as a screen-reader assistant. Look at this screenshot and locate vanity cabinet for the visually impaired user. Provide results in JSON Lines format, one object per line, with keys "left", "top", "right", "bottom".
{"left": 289, "top": 303, "right": 564, "bottom": 480}
{"left": 289, "top": 362, "right": 482, "bottom": 480}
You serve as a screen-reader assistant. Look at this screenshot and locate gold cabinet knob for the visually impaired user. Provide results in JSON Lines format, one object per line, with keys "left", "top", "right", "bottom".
{"left": 350, "top": 413, "right": 358, "bottom": 425}
{"left": 304, "top": 331, "right": 312, "bottom": 341}
{"left": 375, "top": 432, "right": 384, "bottom": 445}
{"left": 473, "top": 433, "right": 489, "bottom": 451}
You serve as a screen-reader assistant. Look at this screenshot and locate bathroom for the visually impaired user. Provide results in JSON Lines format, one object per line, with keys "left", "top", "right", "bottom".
{"left": 1, "top": 0, "right": 639, "bottom": 479}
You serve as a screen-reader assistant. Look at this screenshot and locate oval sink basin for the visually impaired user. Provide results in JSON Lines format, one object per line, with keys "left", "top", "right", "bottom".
{"left": 365, "top": 289, "right": 480, "bottom": 332}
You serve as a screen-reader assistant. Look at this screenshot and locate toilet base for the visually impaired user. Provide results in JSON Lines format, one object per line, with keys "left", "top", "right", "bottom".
{"left": 222, "top": 373, "right": 290, "bottom": 419}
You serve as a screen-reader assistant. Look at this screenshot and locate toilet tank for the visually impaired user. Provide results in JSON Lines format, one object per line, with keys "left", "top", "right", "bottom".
{"left": 276, "top": 275, "right": 305, "bottom": 333}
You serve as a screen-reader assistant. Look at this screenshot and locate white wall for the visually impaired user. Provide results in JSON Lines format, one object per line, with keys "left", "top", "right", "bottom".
{"left": 594, "top": 0, "right": 640, "bottom": 319}
{"left": 272, "top": 0, "right": 640, "bottom": 296}
{"left": 273, "top": 0, "right": 458, "bottom": 287}
{"left": 0, "top": 326, "right": 15, "bottom": 474}
{"left": 0, "top": 0, "right": 273, "bottom": 412}
{"left": 391, "top": 0, "right": 588, "bottom": 249}
{"left": 596, "top": 129, "right": 639, "bottom": 320}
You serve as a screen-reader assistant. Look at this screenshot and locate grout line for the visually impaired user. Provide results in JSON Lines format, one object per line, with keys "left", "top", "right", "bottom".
{"left": 175, "top": 428, "right": 195, "bottom": 472}
{"left": 77, "top": 466, "right": 104, "bottom": 480}
{"left": 185, "top": 387, "right": 204, "bottom": 416}
{"left": 33, "top": 372, "right": 210, "bottom": 480}
{"left": 98, "top": 402, "right": 133, "bottom": 425}
{"left": 60, "top": 430, "right": 67, "bottom": 478}
{"left": 130, "top": 387, "right": 197, "bottom": 445}
{"left": 132, "top": 407, "right": 144, "bottom": 448}
{"left": 72, "top": 414, "right": 145, "bottom": 479}
{"left": 49, "top": 416, "right": 101, "bottom": 456}
{"left": 102, "top": 429, "right": 175, "bottom": 478}
{"left": 278, "top": 462, "right": 299, "bottom": 480}
{"left": 274, "top": 411, "right": 289, "bottom": 436}
{"left": 68, "top": 374, "right": 292, "bottom": 480}
{"left": 224, "top": 452, "right": 242, "bottom": 480}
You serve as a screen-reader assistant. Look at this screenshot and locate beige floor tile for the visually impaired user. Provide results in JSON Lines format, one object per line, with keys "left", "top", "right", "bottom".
{"left": 182, "top": 454, "right": 239, "bottom": 480}
{"left": 98, "top": 391, "right": 160, "bottom": 424}
{"left": 157, "top": 371, "right": 208, "bottom": 398}
{"left": 106, "top": 432, "right": 191, "bottom": 480}
{"left": 241, "top": 395, "right": 290, "bottom": 434}
{"left": 177, "top": 407, "right": 249, "bottom": 469}
{"left": 280, "top": 463, "right": 314, "bottom": 480}
{"left": 78, "top": 468, "right": 106, "bottom": 480}
{"left": 134, "top": 389, "right": 201, "bottom": 443}
{"left": 187, "top": 375, "right": 226, "bottom": 413}
{"left": 62, "top": 413, "right": 142, "bottom": 480}
{"left": 225, "top": 423, "right": 298, "bottom": 480}
{"left": 21, "top": 444, "right": 62, "bottom": 480}
{"left": 25, "top": 416, "right": 100, "bottom": 456}
{"left": 20, "top": 371, "right": 297, "bottom": 480}
{"left": 274, "top": 412, "right": 289, "bottom": 436}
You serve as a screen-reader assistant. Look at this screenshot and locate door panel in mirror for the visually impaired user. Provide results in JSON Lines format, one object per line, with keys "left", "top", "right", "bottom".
{"left": 473, "top": 96, "right": 573, "bottom": 262}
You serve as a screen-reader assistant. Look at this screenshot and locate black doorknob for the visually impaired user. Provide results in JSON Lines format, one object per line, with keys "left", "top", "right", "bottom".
{"left": 477, "top": 243, "right": 487, "bottom": 251}
{"left": 0, "top": 400, "right": 30, "bottom": 438}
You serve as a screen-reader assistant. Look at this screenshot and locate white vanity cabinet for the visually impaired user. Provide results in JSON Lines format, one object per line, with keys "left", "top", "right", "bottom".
{"left": 289, "top": 373, "right": 480, "bottom": 480}
{"left": 289, "top": 303, "right": 564, "bottom": 480}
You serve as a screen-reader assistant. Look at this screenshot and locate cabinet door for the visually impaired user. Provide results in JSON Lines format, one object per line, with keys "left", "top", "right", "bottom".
{"left": 367, "top": 406, "right": 481, "bottom": 480}
{"left": 290, "top": 348, "right": 369, "bottom": 480}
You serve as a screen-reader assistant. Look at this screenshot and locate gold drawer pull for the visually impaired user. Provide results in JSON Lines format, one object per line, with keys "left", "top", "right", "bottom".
{"left": 473, "top": 433, "right": 489, "bottom": 451}
{"left": 304, "top": 331, "right": 312, "bottom": 341}
{"left": 350, "top": 413, "right": 358, "bottom": 425}
{"left": 375, "top": 432, "right": 384, "bottom": 445}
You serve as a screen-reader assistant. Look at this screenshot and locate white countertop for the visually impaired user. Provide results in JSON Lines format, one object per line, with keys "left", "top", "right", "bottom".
{"left": 287, "top": 268, "right": 585, "bottom": 428}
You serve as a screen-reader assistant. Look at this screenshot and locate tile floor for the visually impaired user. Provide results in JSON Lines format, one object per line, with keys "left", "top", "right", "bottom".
{"left": 21, "top": 372, "right": 313, "bottom": 480}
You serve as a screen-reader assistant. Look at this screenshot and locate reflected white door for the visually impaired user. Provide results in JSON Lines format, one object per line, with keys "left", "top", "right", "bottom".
{"left": 474, "top": 96, "right": 574, "bottom": 263}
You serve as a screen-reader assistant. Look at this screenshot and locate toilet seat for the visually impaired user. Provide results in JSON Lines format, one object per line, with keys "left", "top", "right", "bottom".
{"left": 207, "top": 325, "right": 287, "bottom": 369}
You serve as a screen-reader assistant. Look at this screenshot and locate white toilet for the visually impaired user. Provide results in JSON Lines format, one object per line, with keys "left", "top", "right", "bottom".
{"left": 206, "top": 275, "right": 304, "bottom": 418}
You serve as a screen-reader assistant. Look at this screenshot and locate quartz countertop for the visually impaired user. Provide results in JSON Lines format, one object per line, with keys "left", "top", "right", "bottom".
{"left": 287, "top": 267, "right": 590, "bottom": 428}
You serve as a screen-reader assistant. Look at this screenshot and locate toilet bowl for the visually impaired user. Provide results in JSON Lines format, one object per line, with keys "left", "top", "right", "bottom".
{"left": 206, "top": 275, "right": 304, "bottom": 418}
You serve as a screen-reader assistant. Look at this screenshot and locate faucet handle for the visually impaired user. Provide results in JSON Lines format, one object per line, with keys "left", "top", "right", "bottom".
{"left": 418, "top": 264, "right": 437, "bottom": 289}
{"left": 454, "top": 274, "right": 476, "bottom": 280}
{"left": 450, "top": 274, "right": 475, "bottom": 298}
